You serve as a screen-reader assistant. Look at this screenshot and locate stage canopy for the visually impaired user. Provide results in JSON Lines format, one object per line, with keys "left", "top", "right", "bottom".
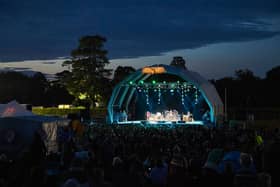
{"left": 0, "top": 100, "right": 69, "bottom": 158}
{"left": 107, "top": 64, "right": 224, "bottom": 125}
{"left": 0, "top": 100, "right": 34, "bottom": 117}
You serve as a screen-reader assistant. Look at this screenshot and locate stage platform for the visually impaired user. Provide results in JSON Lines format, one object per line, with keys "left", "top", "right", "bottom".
{"left": 114, "top": 120, "right": 204, "bottom": 127}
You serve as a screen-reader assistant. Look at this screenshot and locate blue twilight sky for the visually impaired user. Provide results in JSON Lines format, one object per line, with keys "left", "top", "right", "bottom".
{"left": 0, "top": 0, "right": 279, "bottom": 79}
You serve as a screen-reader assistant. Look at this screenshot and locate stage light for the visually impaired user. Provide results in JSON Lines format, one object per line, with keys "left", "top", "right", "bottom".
{"left": 181, "top": 89, "right": 185, "bottom": 105}
{"left": 137, "top": 87, "right": 142, "bottom": 92}
{"left": 158, "top": 88, "right": 161, "bottom": 104}
{"left": 142, "top": 66, "right": 166, "bottom": 74}
{"left": 140, "top": 80, "right": 144, "bottom": 84}
{"left": 129, "top": 81, "right": 133, "bottom": 85}
{"left": 152, "top": 80, "right": 156, "bottom": 84}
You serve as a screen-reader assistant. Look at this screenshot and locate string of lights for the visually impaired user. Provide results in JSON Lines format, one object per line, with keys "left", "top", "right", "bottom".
{"left": 124, "top": 80, "right": 200, "bottom": 106}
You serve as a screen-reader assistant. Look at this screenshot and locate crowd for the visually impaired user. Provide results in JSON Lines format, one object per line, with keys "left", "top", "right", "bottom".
{"left": 1, "top": 120, "right": 280, "bottom": 187}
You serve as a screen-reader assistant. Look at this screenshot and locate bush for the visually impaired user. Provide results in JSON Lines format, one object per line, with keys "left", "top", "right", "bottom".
{"left": 32, "top": 107, "right": 107, "bottom": 118}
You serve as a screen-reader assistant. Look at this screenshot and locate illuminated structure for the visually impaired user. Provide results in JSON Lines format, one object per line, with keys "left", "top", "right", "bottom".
{"left": 107, "top": 64, "right": 223, "bottom": 125}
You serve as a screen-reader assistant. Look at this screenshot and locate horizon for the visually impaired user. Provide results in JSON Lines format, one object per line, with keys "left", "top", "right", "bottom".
{"left": 0, "top": 35, "right": 279, "bottom": 80}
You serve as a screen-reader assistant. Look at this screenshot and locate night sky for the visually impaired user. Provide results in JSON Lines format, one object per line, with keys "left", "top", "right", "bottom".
{"left": 0, "top": 0, "right": 279, "bottom": 79}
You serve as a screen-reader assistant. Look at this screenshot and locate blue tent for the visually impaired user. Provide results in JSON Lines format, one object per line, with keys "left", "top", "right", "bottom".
{"left": 0, "top": 116, "right": 69, "bottom": 159}
{"left": 218, "top": 151, "right": 241, "bottom": 173}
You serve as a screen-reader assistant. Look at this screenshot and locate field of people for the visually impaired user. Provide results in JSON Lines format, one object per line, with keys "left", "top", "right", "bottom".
{"left": 1, "top": 123, "right": 279, "bottom": 187}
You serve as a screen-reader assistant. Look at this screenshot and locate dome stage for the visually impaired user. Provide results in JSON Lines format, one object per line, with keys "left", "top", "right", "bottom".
{"left": 107, "top": 64, "right": 223, "bottom": 126}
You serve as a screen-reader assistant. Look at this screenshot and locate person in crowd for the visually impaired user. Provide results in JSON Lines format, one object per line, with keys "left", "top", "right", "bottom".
{"left": 201, "top": 148, "right": 224, "bottom": 187}
{"left": 29, "top": 131, "right": 47, "bottom": 166}
{"left": 233, "top": 153, "right": 257, "bottom": 187}
{"left": 264, "top": 128, "right": 280, "bottom": 187}
{"left": 61, "top": 124, "right": 76, "bottom": 169}
{"left": 111, "top": 156, "right": 126, "bottom": 187}
{"left": 148, "top": 156, "right": 168, "bottom": 186}
{"left": 166, "top": 154, "right": 190, "bottom": 187}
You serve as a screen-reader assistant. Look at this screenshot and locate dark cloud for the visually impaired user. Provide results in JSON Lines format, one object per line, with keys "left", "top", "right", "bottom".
{"left": 0, "top": 67, "right": 39, "bottom": 77}
{"left": 41, "top": 61, "right": 59, "bottom": 65}
{"left": 0, "top": 0, "right": 279, "bottom": 61}
{"left": 0, "top": 67, "right": 53, "bottom": 78}
{"left": 1, "top": 67, "right": 31, "bottom": 71}
{"left": 0, "top": 67, "right": 32, "bottom": 72}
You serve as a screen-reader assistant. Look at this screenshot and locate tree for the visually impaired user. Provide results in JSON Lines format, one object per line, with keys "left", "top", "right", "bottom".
{"left": 266, "top": 66, "right": 280, "bottom": 81}
{"left": 112, "top": 66, "right": 136, "bottom": 85}
{"left": 45, "top": 80, "right": 74, "bottom": 106}
{"left": 170, "top": 56, "right": 187, "bottom": 69}
{"left": 31, "top": 72, "right": 48, "bottom": 105}
{"left": 62, "top": 35, "right": 112, "bottom": 107}
{"left": 0, "top": 71, "right": 50, "bottom": 105}
{"left": 234, "top": 69, "right": 259, "bottom": 81}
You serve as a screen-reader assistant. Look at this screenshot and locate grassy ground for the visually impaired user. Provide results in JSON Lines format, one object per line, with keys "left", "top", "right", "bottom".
{"left": 32, "top": 107, "right": 107, "bottom": 118}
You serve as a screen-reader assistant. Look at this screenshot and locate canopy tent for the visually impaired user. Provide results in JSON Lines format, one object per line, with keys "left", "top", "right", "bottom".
{"left": 217, "top": 151, "right": 256, "bottom": 174}
{"left": 0, "top": 101, "right": 69, "bottom": 159}
{"left": 0, "top": 100, "right": 34, "bottom": 117}
{"left": 107, "top": 64, "right": 224, "bottom": 124}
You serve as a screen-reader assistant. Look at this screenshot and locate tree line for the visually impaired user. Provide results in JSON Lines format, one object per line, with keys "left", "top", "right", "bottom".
{"left": 0, "top": 65, "right": 136, "bottom": 106}
{"left": 0, "top": 71, "right": 74, "bottom": 106}
{"left": 0, "top": 35, "right": 279, "bottom": 113}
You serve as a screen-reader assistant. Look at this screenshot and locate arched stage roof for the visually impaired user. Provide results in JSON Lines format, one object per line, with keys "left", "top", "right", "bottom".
{"left": 107, "top": 64, "right": 224, "bottom": 124}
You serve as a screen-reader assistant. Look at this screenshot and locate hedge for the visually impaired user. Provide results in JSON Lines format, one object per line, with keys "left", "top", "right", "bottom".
{"left": 32, "top": 107, "right": 107, "bottom": 118}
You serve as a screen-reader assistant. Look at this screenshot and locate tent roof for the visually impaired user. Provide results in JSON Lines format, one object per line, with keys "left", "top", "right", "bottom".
{"left": 0, "top": 100, "right": 34, "bottom": 118}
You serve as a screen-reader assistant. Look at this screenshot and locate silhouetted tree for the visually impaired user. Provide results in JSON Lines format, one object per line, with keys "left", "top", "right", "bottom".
{"left": 170, "top": 56, "right": 187, "bottom": 69}
{"left": 62, "top": 35, "right": 112, "bottom": 107}
{"left": 45, "top": 80, "right": 74, "bottom": 106}
{"left": 212, "top": 67, "right": 280, "bottom": 120}
{"left": 31, "top": 72, "right": 48, "bottom": 105}
{"left": 234, "top": 69, "right": 259, "bottom": 81}
{"left": 112, "top": 66, "right": 136, "bottom": 85}
{"left": 0, "top": 71, "right": 49, "bottom": 105}
{"left": 264, "top": 66, "right": 280, "bottom": 108}
{"left": 266, "top": 66, "right": 280, "bottom": 81}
